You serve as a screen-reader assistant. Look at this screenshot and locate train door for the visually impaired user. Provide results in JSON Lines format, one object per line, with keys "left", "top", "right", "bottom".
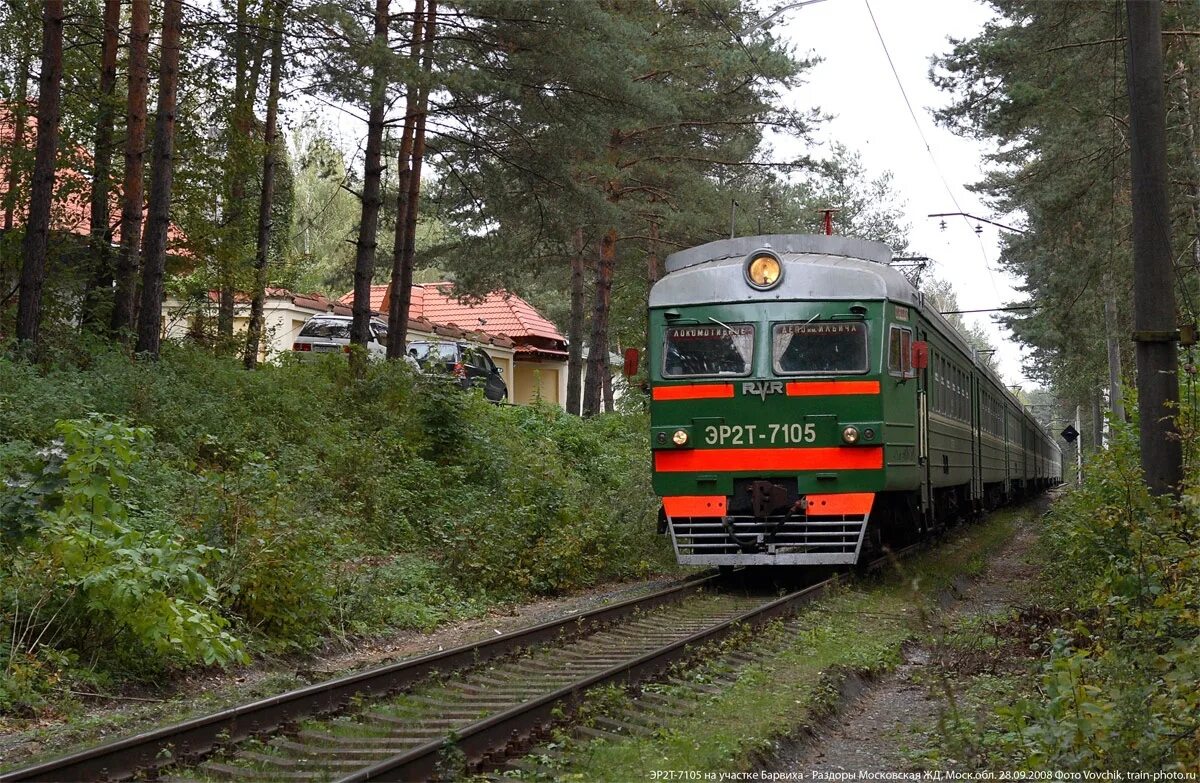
{"left": 917, "top": 330, "right": 931, "bottom": 525}
{"left": 971, "top": 371, "right": 982, "bottom": 512}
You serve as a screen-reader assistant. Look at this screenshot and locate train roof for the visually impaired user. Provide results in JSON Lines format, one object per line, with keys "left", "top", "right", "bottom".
{"left": 654, "top": 234, "right": 918, "bottom": 309}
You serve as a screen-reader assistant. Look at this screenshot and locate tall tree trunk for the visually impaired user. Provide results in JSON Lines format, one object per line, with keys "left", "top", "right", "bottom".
{"left": 386, "top": 0, "right": 425, "bottom": 360}
{"left": 565, "top": 227, "right": 585, "bottom": 416}
{"left": 1177, "top": 69, "right": 1200, "bottom": 276}
{"left": 349, "top": 0, "right": 391, "bottom": 375}
{"left": 582, "top": 228, "right": 615, "bottom": 417}
{"left": 1126, "top": 0, "right": 1182, "bottom": 496}
{"left": 391, "top": 0, "right": 435, "bottom": 357}
{"left": 15, "top": 0, "right": 65, "bottom": 349}
{"left": 135, "top": 0, "right": 183, "bottom": 357}
{"left": 111, "top": 0, "right": 150, "bottom": 336}
{"left": 2, "top": 48, "right": 29, "bottom": 234}
{"left": 646, "top": 219, "right": 660, "bottom": 283}
{"left": 603, "top": 357, "right": 614, "bottom": 413}
{"left": 220, "top": 0, "right": 256, "bottom": 339}
{"left": 243, "top": 0, "right": 286, "bottom": 370}
{"left": 80, "top": 0, "right": 122, "bottom": 330}
{"left": 1, "top": 46, "right": 30, "bottom": 294}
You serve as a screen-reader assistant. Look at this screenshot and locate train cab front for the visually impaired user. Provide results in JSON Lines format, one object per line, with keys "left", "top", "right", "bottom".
{"left": 648, "top": 295, "right": 890, "bottom": 567}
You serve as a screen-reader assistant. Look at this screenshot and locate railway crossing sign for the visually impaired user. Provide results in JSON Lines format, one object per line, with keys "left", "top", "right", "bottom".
{"left": 1060, "top": 425, "right": 1079, "bottom": 443}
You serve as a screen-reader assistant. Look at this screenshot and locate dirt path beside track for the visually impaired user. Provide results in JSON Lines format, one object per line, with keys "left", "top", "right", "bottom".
{"left": 771, "top": 506, "right": 1046, "bottom": 777}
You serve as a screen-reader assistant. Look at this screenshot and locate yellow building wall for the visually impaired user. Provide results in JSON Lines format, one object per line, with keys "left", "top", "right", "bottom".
{"left": 515, "top": 364, "right": 560, "bottom": 406}
{"left": 489, "top": 354, "right": 515, "bottom": 402}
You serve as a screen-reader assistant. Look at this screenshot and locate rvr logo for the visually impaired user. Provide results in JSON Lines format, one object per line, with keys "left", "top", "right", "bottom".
{"left": 742, "top": 381, "right": 784, "bottom": 400}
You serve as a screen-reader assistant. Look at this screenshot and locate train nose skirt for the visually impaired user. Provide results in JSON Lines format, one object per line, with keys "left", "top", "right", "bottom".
{"left": 668, "top": 513, "right": 869, "bottom": 566}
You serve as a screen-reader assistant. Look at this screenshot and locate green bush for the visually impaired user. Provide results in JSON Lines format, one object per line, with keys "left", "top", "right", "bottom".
{"left": 0, "top": 342, "right": 673, "bottom": 709}
{"left": 1000, "top": 410, "right": 1199, "bottom": 769}
{"left": 0, "top": 416, "right": 246, "bottom": 701}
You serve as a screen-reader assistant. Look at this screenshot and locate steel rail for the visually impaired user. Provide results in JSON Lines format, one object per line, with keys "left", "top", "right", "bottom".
{"left": 0, "top": 572, "right": 720, "bottom": 783}
{"left": 336, "top": 547, "right": 915, "bottom": 782}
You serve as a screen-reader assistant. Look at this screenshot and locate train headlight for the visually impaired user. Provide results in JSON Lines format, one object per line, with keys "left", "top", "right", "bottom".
{"left": 745, "top": 251, "right": 783, "bottom": 289}
{"left": 672, "top": 429, "right": 689, "bottom": 446}
{"left": 841, "top": 426, "right": 860, "bottom": 444}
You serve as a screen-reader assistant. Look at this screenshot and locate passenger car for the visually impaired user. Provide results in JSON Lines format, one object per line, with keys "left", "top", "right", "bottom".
{"left": 409, "top": 340, "right": 508, "bottom": 402}
{"left": 292, "top": 314, "right": 389, "bottom": 359}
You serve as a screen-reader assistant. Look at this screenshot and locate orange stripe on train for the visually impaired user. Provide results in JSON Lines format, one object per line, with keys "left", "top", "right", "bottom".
{"left": 662, "top": 495, "right": 728, "bottom": 517}
{"left": 652, "top": 384, "right": 735, "bottom": 401}
{"left": 662, "top": 493, "right": 873, "bottom": 518}
{"left": 806, "top": 492, "right": 875, "bottom": 516}
{"left": 654, "top": 447, "right": 883, "bottom": 473}
{"left": 785, "top": 380, "right": 880, "bottom": 396}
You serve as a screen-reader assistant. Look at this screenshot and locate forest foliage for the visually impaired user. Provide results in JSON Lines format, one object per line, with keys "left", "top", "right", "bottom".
{"left": 0, "top": 0, "right": 932, "bottom": 715}
{"left": 942, "top": 407, "right": 1200, "bottom": 769}
{"left": 933, "top": 0, "right": 1200, "bottom": 448}
{"left": 930, "top": 3, "right": 1200, "bottom": 762}
{"left": 0, "top": 344, "right": 670, "bottom": 712}
{"left": 0, "top": 0, "right": 928, "bottom": 407}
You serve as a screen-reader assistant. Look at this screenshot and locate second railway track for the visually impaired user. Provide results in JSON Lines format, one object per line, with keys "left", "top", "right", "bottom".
{"left": 3, "top": 549, "right": 914, "bottom": 783}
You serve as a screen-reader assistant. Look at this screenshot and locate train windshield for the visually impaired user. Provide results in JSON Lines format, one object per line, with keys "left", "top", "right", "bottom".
{"left": 772, "top": 321, "right": 868, "bottom": 374}
{"left": 662, "top": 323, "right": 754, "bottom": 377}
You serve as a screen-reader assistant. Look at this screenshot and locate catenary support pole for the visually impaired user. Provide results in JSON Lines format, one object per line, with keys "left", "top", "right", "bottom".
{"left": 1125, "top": 0, "right": 1182, "bottom": 497}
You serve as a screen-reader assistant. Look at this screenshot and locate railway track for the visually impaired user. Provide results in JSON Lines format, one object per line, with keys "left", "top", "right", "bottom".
{"left": 2, "top": 550, "right": 913, "bottom": 783}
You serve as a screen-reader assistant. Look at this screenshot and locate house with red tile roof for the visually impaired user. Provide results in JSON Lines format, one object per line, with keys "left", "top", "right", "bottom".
{"left": 339, "top": 282, "right": 569, "bottom": 408}
{"left": 1, "top": 105, "right": 187, "bottom": 250}
{"left": 162, "top": 282, "right": 567, "bottom": 407}
{"left": 163, "top": 287, "right": 518, "bottom": 382}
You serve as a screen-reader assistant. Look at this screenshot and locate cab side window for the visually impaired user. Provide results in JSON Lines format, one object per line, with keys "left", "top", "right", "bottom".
{"left": 888, "top": 326, "right": 912, "bottom": 377}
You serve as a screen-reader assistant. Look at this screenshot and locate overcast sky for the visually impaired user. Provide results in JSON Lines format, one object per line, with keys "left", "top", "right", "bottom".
{"left": 772, "top": 0, "right": 1032, "bottom": 387}
{"left": 293, "top": 0, "right": 1032, "bottom": 386}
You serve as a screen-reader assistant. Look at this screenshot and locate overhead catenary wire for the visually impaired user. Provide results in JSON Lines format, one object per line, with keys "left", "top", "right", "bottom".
{"left": 861, "top": 0, "right": 1001, "bottom": 302}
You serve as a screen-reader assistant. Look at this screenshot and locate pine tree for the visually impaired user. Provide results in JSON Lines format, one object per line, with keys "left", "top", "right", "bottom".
{"left": 244, "top": 0, "right": 288, "bottom": 369}
{"left": 14, "top": 0, "right": 65, "bottom": 350}
{"left": 346, "top": 0, "right": 392, "bottom": 375}
{"left": 136, "top": 0, "right": 184, "bottom": 357}
{"left": 425, "top": 0, "right": 814, "bottom": 414}
{"left": 111, "top": 0, "right": 151, "bottom": 337}
{"left": 79, "top": 0, "right": 122, "bottom": 331}
{"left": 386, "top": 0, "right": 432, "bottom": 360}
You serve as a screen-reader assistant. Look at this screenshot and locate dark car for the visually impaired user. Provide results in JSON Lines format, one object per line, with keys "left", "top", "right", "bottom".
{"left": 409, "top": 340, "right": 508, "bottom": 402}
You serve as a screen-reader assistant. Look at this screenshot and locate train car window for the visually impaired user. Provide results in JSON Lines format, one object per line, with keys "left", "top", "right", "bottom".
{"left": 662, "top": 323, "right": 754, "bottom": 377}
{"left": 887, "top": 326, "right": 913, "bottom": 377}
{"left": 954, "top": 368, "right": 963, "bottom": 420}
{"left": 934, "top": 355, "right": 943, "bottom": 413}
{"left": 772, "top": 321, "right": 868, "bottom": 375}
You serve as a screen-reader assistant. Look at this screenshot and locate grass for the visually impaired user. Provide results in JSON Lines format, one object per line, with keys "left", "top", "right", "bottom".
{"left": 896, "top": 512, "right": 1053, "bottom": 771}
{"left": 502, "top": 506, "right": 1031, "bottom": 781}
{"left": 561, "top": 590, "right": 911, "bottom": 781}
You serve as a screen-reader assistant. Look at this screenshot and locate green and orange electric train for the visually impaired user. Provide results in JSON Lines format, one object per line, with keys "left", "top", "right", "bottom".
{"left": 645, "top": 234, "right": 1061, "bottom": 567}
